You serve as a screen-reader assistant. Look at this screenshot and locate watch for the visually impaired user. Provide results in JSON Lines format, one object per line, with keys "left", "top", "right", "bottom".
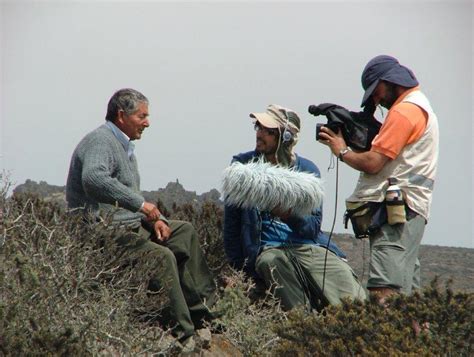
{"left": 338, "top": 147, "right": 351, "bottom": 162}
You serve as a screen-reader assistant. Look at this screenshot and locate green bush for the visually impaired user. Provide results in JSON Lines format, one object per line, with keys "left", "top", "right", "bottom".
{"left": 1, "top": 193, "right": 170, "bottom": 355}
{"left": 1, "top": 179, "right": 473, "bottom": 355}
{"left": 272, "top": 282, "right": 473, "bottom": 356}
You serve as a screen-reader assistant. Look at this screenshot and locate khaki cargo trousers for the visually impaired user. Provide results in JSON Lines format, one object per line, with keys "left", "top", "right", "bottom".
{"left": 256, "top": 244, "right": 366, "bottom": 311}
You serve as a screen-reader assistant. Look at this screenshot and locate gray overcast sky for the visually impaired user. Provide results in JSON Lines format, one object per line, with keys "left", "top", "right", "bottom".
{"left": 1, "top": 1, "right": 472, "bottom": 248}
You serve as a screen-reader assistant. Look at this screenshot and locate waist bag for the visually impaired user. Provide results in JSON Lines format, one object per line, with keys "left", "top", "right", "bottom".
{"left": 344, "top": 201, "right": 387, "bottom": 239}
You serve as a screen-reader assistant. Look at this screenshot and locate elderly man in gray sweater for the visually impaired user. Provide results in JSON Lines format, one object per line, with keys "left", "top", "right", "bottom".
{"left": 66, "top": 88, "right": 216, "bottom": 349}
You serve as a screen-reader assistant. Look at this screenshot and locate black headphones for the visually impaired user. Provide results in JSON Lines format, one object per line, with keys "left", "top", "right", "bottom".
{"left": 281, "top": 110, "right": 293, "bottom": 143}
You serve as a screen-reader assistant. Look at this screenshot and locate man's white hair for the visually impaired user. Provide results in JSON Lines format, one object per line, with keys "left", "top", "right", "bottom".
{"left": 222, "top": 159, "right": 324, "bottom": 217}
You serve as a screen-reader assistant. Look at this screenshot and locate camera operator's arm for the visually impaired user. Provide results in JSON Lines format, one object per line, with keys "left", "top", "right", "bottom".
{"left": 319, "top": 127, "right": 390, "bottom": 174}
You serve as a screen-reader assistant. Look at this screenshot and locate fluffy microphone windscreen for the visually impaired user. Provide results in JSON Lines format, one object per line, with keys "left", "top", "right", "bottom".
{"left": 222, "top": 159, "right": 324, "bottom": 217}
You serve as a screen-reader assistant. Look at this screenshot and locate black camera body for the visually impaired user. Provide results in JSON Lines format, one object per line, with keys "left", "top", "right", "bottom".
{"left": 315, "top": 123, "right": 324, "bottom": 140}
{"left": 315, "top": 122, "right": 341, "bottom": 140}
{"left": 309, "top": 102, "right": 381, "bottom": 152}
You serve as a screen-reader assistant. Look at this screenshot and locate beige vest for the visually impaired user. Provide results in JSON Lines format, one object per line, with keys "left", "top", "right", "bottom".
{"left": 347, "top": 90, "right": 439, "bottom": 221}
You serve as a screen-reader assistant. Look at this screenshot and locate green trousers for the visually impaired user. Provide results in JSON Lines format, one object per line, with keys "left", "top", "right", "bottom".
{"left": 255, "top": 245, "right": 366, "bottom": 311}
{"left": 368, "top": 215, "right": 425, "bottom": 294}
{"left": 116, "top": 220, "right": 216, "bottom": 340}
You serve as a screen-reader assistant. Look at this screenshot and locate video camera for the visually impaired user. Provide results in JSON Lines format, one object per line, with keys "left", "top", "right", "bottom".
{"left": 308, "top": 101, "right": 381, "bottom": 152}
{"left": 315, "top": 122, "right": 340, "bottom": 141}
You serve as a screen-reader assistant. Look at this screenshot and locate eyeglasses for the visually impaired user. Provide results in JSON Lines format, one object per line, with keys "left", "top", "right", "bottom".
{"left": 254, "top": 122, "right": 279, "bottom": 136}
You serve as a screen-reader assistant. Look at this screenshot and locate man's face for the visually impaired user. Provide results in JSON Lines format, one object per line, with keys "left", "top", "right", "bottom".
{"left": 372, "top": 81, "right": 399, "bottom": 109}
{"left": 116, "top": 102, "right": 150, "bottom": 140}
{"left": 255, "top": 121, "right": 279, "bottom": 155}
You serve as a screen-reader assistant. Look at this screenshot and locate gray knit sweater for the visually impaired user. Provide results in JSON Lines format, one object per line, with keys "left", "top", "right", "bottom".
{"left": 66, "top": 124, "right": 145, "bottom": 226}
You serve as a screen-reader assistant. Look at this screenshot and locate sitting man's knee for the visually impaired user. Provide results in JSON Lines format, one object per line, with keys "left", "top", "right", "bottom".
{"left": 257, "top": 251, "right": 287, "bottom": 273}
{"left": 144, "top": 245, "right": 177, "bottom": 268}
{"left": 173, "top": 220, "right": 196, "bottom": 238}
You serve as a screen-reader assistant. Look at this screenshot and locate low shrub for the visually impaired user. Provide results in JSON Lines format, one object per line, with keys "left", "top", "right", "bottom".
{"left": 1, "top": 193, "right": 170, "bottom": 355}
{"left": 1, "top": 181, "right": 472, "bottom": 355}
{"left": 272, "top": 282, "right": 473, "bottom": 356}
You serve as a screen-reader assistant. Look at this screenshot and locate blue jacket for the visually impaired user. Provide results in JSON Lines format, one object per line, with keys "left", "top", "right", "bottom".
{"left": 223, "top": 150, "right": 346, "bottom": 277}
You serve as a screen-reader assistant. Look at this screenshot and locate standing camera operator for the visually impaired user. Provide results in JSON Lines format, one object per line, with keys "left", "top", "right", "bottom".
{"left": 319, "top": 55, "right": 439, "bottom": 304}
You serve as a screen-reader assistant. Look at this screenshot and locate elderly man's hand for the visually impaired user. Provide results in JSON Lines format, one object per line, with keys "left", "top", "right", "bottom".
{"left": 153, "top": 219, "right": 171, "bottom": 243}
{"left": 140, "top": 202, "right": 161, "bottom": 222}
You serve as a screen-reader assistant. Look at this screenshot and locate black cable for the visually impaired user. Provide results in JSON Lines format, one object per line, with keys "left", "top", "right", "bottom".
{"left": 268, "top": 212, "right": 330, "bottom": 311}
{"left": 321, "top": 157, "right": 339, "bottom": 297}
{"left": 269, "top": 154, "right": 340, "bottom": 308}
{"left": 359, "top": 238, "right": 367, "bottom": 298}
{"left": 267, "top": 217, "right": 317, "bottom": 311}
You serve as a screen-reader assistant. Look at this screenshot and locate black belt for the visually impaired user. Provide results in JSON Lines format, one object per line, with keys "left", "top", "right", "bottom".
{"left": 406, "top": 206, "right": 418, "bottom": 221}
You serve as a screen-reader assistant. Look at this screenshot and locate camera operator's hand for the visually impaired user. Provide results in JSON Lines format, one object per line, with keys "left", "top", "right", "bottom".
{"left": 319, "top": 123, "right": 391, "bottom": 174}
{"left": 318, "top": 126, "right": 347, "bottom": 157}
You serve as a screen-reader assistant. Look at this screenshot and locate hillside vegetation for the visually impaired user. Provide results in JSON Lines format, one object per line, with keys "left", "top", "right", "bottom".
{"left": 13, "top": 179, "right": 474, "bottom": 292}
{"left": 2, "top": 179, "right": 473, "bottom": 355}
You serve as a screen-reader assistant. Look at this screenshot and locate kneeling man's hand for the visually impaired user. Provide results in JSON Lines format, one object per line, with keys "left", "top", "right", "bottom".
{"left": 271, "top": 206, "right": 292, "bottom": 221}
